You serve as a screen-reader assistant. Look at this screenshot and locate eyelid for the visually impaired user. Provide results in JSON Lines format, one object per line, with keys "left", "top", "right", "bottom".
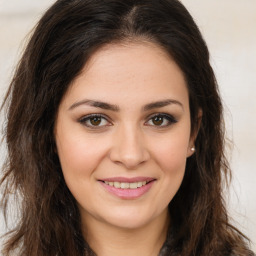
{"left": 78, "top": 112, "right": 177, "bottom": 129}
{"left": 78, "top": 113, "right": 112, "bottom": 128}
{"left": 145, "top": 113, "right": 177, "bottom": 127}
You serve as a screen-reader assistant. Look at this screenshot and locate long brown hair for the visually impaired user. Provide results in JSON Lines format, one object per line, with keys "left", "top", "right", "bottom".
{"left": 0, "top": 0, "right": 253, "bottom": 255}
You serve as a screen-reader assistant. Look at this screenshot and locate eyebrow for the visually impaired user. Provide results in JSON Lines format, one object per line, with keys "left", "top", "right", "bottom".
{"left": 68, "top": 99, "right": 183, "bottom": 111}
{"left": 69, "top": 100, "right": 119, "bottom": 111}
{"left": 143, "top": 99, "right": 183, "bottom": 111}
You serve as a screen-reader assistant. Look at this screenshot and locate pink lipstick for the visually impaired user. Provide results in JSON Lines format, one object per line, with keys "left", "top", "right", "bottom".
{"left": 99, "top": 177, "right": 156, "bottom": 199}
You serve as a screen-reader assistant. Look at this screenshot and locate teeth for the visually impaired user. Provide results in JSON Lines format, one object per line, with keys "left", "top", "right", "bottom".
{"left": 121, "top": 182, "right": 129, "bottom": 189}
{"left": 114, "top": 182, "right": 121, "bottom": 188}
{"left": 129, "top": 182, "right": 137, "bottom": 189}
{"left": 104, "top": 181, "right": 148, "bottom": 189}
{"left": 137, "top": 182, "right": 142, "bottom": 187}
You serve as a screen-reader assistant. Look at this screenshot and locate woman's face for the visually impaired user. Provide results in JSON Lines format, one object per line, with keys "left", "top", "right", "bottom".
{"left": 55, "top": 42, "right": 194, "bottom": 230}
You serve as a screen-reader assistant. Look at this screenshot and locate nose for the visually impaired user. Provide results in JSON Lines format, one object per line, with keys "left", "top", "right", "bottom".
{"left": 109, "top": 125, "right": 150, "bottom": 169}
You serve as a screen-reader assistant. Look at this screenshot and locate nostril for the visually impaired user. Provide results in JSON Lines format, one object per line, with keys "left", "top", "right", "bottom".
{"left": 108, "top": 132, "right": 150, "bottom": 169}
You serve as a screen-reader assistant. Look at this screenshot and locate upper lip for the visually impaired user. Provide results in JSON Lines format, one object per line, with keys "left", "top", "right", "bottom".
{"left": 99, "top": 176, "right": 155, "bottom": 183}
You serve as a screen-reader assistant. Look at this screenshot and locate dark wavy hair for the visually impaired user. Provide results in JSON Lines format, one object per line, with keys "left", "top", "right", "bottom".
{"left": 0, "top": 0, "right": 253, "bottom": 255}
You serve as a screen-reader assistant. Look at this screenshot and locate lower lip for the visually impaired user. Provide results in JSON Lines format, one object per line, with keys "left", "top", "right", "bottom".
{"left": 100, "top": 181, "right": 155, "bottom": 199}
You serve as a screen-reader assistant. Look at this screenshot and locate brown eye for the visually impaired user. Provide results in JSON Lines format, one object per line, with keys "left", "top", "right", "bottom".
{"left": 146, "top": 114, "right": 177, "bottom": 127}
{"left": 90, "top": 116, "right": 102, "bottom": 126}
{"left": 152, "top": 116, "right": 164, "bottom": 126}
{"left": 79, "top": 114, "right": 110, "bottom": 128}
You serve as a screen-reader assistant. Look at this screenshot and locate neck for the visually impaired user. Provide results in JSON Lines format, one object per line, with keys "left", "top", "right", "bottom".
{"left": 82, "top": 210, "right": 170, "bottom": 256}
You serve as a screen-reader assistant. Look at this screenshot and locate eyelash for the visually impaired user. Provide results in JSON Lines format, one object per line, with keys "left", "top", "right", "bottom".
{"left": 79, "top": 114, "right": 112, "bottom": 129}
{"left": 146, "top": 113, "right": 177, "bottom": 127}
{"left": 78, "top": 113, "right": 177, "bottom": 129}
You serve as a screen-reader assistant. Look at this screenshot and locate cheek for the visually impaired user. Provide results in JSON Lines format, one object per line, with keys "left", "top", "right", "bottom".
{"left": 149, "top": 128, "right": 190, "bottom": 200}
{"left": 151, "top": 131, "right": 190, "bottom": 173}
{"left": 158, "top": 145, "right": 187, "bottom": 172}
{"left": 56, "top": 133, "right": 110, "bottom": 211}
{"left": 155, "top": 142, "right": 187, "bottom": 190}
{"left": 56, "top": 131, "right": 108, "bottom": 181}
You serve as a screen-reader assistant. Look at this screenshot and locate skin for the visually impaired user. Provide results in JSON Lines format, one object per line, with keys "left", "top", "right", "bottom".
{"left": 55, "top": 41, "right": 196, "bottom": 256}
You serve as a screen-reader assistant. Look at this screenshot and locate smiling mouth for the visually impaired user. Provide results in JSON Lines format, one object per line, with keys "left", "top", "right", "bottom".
{"left": 103, "top": 181, "right": 148, "bottom": 189}
{"left": 99, "top": 178, "right": 156, "bottom": 199}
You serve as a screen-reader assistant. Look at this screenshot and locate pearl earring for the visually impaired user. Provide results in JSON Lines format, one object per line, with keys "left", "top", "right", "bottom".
{"left": 191, "top": 147, "right": 195, "bottom": 152}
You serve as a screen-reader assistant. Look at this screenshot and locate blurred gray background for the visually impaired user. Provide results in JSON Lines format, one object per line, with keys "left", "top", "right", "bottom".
{"left": 0, "top": 0, "right": 255, "bottom": 252}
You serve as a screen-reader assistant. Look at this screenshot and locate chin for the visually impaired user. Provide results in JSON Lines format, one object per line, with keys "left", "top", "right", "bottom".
{"left": 106, "top": 214, "right": 153, "bottom": 230}
{"left": 100, "top": 206, "right": 166, "bottom": 230}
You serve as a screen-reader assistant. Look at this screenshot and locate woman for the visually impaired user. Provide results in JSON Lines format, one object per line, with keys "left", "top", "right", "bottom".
{"left": 0, "top": 0, "right": 254, "bottom": 255}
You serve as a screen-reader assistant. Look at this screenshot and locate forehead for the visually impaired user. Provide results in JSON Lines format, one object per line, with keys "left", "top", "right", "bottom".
{"left": 62, "top": 41, "right": 189, "bottom": 110}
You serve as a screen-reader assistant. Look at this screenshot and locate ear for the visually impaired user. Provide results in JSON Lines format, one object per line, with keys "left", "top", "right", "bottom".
{"left": 187, "top": 109, "right": 202, "bottom": 158}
